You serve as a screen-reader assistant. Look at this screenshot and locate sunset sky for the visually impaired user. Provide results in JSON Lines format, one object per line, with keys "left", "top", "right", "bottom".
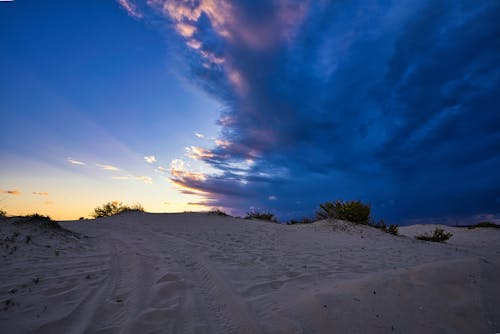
{"left": 1, "top": 1, "right": 499, "bottom": 223}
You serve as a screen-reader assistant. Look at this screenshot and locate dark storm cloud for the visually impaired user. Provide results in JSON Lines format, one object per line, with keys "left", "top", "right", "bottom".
{"left": 133, "top": 0, "right": 500, "bottom": 222}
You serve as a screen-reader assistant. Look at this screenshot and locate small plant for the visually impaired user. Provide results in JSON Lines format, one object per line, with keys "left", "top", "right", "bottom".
{"left": 208, "top": 209, "right": 230, "bottom": 217}
{"left": 371, "top": 219, "right": 399, "bottom": 235}
{"left": 119, "top": 203, "right": 144, "bottom": 213}
{"left": 287, "top": 217, "right": 314, "bottom": 225}
{"left": 25, "top": 213, "right": 52, "bottom": 222}
{"left": 416, "top": 228, "right": 453, "bottom": 242}
{"left": 245, "top": 210, "right": 277, "bottom": 223}
{"left": 0, "top": 209, "right": 6, "bottom": 217}
{"left": 468, "top": 221, "right": 499, "bottom": 229}
{"left": 387, "top": 224, "right": 399, "bottom": 235}
{"left": 92, "top": 201, "right": 144, "bottom": 218}
{"left": 316, "top": 200, "right": 371, "bottom": 224}
{"left": 18, "top": 214, "right": 62, "bottom": 229}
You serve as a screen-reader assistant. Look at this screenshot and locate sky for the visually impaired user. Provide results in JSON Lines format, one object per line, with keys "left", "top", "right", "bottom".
{"left": 1, "top": 0, "right": 499, "bottom": 224}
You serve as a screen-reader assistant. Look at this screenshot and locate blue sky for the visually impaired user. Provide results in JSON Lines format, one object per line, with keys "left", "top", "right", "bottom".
{"left": 1, "top": 0, "right": 499, "bottom": 224}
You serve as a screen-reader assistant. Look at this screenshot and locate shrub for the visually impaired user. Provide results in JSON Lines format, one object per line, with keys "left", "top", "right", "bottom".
{"left": 24, "top": 213, "right": 52, "bottom": 222}
{"left": 92, "top": 201, "right": 144, "bottom": 218}
{"left": 468, "top": 221, "right": 500, "bottom": 229}
{"left": 0, "top": 209, "right": 6, "bottom": 217}
{"left": 371, "top": 219, "right": 399, "bottom": 235}
{"left": 120, "top": 203, "right": 144, "bottom": 213}
{"left": 416, "top": 228, "right": 453, "bottom": 242}
{"left": 387, "top": 224, "right": 399, "bottom": 236}
{"left": 287, "top": 217, "right": 314, "bottom": 225}
{"left": 316, "top": 200, "right": 371, "bottom": 224}
{"left": 208, "top": 209, "right": 230, "bottom": 217}
{"left": 18, "top": 214, "right": 62, "bottom": 229}
{"left": 245, "top": 210, "right": 277, "bottom": 223}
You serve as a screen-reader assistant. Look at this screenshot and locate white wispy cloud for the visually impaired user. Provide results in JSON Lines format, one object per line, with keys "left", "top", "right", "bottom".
{"left": 144, "top": 155, "right": 157, "bottom": 164}
{"left": 111, "top": 175, "right": 132, "bottom": 180}
{"left": 155, "top": 166, "right": 167, "bottom": 174}
{"left": 136, "top": 176, "right": 153, "bottom": 184}
{"left": 96, "top": 164, "right": 120, "bottom": 171}
{"left": 116, "top": 0, "right": 142, "bottom": 19}
{"left": 67, "top": 158, "right": 86, "bottom": 165}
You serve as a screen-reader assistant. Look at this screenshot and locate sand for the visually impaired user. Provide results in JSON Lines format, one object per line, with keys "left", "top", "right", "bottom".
{"left": 1, "top": 212, "right": 499, "bottom": 333}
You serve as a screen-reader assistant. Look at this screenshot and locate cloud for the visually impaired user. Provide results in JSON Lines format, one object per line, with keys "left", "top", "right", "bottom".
{"left": 168, "top": 159, "right": 210, "bottom": 195}
{"left": 67, "top": 158, "right": 86, "bottom": 165}
{"left": 144, "top": 155, "right": 157, "bottom": 164}
{"left": 32, "top": 192, "right": 49, "bottom": 196}
{"left": 185, "top": 146, "right": 215, "bottom": 160}
{"left": 128, "top": 0, "right": 500, "bottom": 222}
{"left": 96, "top": 164, "right": 120, "bottom": 171}
{"left": 111, "top": 174, "right": 153, "bottom": 184}
{"left": 111, "top": 175, "right": 132, "bottom": 180}
{"left": 176, "top": 22, "right": 197, "bottom": 37}
{"left": 136, "top": 176, "right": 153, "bottom": 184}
{"left": 156, "top": 166, "right": 167, "bottom": 173}
{"left": 117, "top": 0, "right": 143, "bottom": 19}
{"left": 194, "top": 132, "right": 205, "bottom": 139}
{"left": 1, "top": 189, "right": 21, "bottom": 196}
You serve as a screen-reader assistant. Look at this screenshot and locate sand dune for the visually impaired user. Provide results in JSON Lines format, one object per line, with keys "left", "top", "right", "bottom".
{"left": 1, "top": 212, "right": 499, "bottom": 333}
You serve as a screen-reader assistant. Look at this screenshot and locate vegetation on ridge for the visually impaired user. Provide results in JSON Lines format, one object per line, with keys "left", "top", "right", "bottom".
{"left": 316, "top": 200, "right": 371, "bottom": 224}
{"left": 245, "top": 210, "right": 277, "bottom": 223}
{"left": 372, "top": 219, "right": 399, "bottom": 235}
{"left": 92, "top": 201, "right": 144, "bottom": 218}
{"left": 14, "top": 213, "right": 63, "bottom": 230}
{"left": 208, "top": 209, "right": 231, "bottom": 217}
{"left": 416, "top": 228, "right": 453, "bottom": 242}
{"left": 287, "top": 217, "right": 314, "bottom": 225}
{"left": 315, "top": 200, "right": 399, "bottom": 235}
{"left": 468, "top": 221, "right": 499, "bottom": 229}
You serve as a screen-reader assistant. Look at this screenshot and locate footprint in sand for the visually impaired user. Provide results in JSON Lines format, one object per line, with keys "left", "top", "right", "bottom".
{"left": 156, "top": 273, "right": 181, "bottom": 284}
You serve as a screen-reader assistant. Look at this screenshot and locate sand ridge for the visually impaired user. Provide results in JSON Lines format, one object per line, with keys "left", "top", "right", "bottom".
{"left": 1, "top": 212, "right": 499, "bottom": 333}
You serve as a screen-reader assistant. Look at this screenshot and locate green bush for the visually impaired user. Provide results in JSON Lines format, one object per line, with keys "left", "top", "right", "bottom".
{"left": 92, "top": 201, "right": 144, "bottom": 218}
{"left": 316, "top": 200, "right": 371, "bottom": 224}
{"left": 245, "top": 210, "right": 277, "bottom": 223}
{"left": 416, "top": 228, "right": 453, "bottom": 242}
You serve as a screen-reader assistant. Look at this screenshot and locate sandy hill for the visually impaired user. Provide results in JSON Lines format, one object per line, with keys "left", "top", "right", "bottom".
{"left": 1, "top": 212, "right": 499, "bottom": 333}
